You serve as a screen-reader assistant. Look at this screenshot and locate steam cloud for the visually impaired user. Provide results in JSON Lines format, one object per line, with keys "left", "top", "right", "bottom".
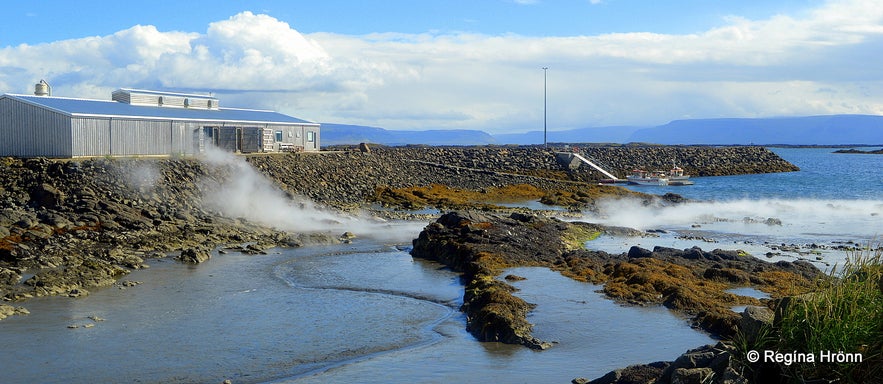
{"left": 197, "top": 147, "right": 425, "bottom": 243}
{"left": 583, "top": 197, "right": 883, "bottom": 239}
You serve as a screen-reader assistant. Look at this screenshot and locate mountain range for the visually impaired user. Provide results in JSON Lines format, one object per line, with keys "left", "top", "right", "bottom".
{"left": 320, "top": 114, "right": 883, "bottom": 146}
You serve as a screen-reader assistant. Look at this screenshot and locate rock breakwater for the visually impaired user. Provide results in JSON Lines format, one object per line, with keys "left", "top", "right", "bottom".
{"left": 324, "top": 144, "right": 799, "bottom": 185}
{"left": 274, "top": 145, "right": 797, "bottom": 208}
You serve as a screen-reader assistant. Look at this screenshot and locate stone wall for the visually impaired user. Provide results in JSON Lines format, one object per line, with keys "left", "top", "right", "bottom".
{"left": 261, "top": 145, "right": 799, "bottom": 203}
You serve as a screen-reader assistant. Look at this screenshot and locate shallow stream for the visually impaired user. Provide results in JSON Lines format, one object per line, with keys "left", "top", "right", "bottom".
{"left": 0, "top": 241, "right": 712, "bottom": 383}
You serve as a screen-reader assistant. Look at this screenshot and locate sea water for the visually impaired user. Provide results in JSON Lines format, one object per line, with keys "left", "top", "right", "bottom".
{"left": 584, "top": 148, "right": 883, "bottom": 268}
{"left": 620, "top": 147, "right": 883, "bottom": 200}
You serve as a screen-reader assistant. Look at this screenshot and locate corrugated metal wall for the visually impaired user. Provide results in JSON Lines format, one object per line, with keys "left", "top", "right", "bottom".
{"left": 171, "top": 122, "right": 192, "bottom": 155}
{"left": 71, "top": 117, "right": 111, "bottom": 156}
{"left": 110, "top": 119, "right": 172, "bottom": 155}
{"left": 71, "top": 117, "right": 201, "bottom": 157}
{"left": 0, "top": 97, "right": 72, "bottom": 157}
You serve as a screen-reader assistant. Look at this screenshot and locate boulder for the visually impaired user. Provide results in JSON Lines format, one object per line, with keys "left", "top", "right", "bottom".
{"left": 37, "top": 211, "right": 72, "bottom": 229}
{"left": 662, "top": 345, "right": 719, "bottom": 372}
{"left": 0, "top": 304, "right": 30, "bottom": 320}
{"left": 243, "top": 244, "right": 268, "bottom": 255}
{"left": 30, "top": 183, "right": 65, "bottom": 208}
{"left": 670, "top": 368, "right": 714, "bottom": 384}
{"left": 586, "top": 362, "right": 670, "bottom": 384}
{"left": 177, "top": 248, "right": 211, "bottom": 264}
{"left": 0, "top": 267, "right": 21, "bottom": 286}
{"left": 627, "top": 245, "right": 653, "bottom": 259}
{"left": 739, "top": 306, "right": 774, "bottom": 344}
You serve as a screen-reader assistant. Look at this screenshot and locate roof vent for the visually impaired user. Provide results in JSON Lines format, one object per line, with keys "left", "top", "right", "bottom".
{"left": 34, "top": 80, "right": 51, "bottom": 96}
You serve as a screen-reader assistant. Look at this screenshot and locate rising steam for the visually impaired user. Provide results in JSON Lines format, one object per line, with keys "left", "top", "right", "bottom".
{"left": 583, "top": 196, "right": 883, "bottom": 240}
{"left": 197, "top": 146, "right": 425, "bottom": 243}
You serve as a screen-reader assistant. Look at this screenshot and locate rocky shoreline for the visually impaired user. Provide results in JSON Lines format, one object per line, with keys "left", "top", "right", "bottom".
{"left": 1, "top": 145, "right": 797, "bottom": 307}
{"left": 0, "top": 144, "right": 806, "bottom": 381}
{"left": 410, "top": 211, "right": 822, "bottom": 337}
{"left": 410, "top": 211, "right": 827, "bottom": 383}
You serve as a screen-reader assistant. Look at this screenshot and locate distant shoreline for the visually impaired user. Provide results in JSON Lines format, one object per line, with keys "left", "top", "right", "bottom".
{"left": 764, "top": 143, "right": 883, "bottom": 148}
{"left": 832, "top": 147, "right": 883, "bottom": 154}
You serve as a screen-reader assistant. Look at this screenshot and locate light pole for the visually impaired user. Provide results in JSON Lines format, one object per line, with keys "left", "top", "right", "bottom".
{"left": 543, "top": 67, "right": 548, "bottom": 146}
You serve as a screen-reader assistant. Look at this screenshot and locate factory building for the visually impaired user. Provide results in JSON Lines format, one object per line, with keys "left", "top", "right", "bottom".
{"left": 0, "top": 83, "right": 320, "bottom": 158}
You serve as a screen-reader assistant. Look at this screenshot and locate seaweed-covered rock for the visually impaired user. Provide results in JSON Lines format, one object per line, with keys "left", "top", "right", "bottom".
{"left": 412, "top": 211, "right": 591, "bottom": 349}
{"left": 413, "top": 209, "right": 823, "bottom": 353}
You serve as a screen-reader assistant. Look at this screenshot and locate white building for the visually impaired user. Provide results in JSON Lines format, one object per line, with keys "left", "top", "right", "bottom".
{"left": 0, "top": 84, "right": 320, "bottom": 158}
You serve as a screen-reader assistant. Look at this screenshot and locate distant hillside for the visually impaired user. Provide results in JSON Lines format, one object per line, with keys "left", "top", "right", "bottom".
{"left": 320, "top": 123, "right": 496, "bottom": 146}
{"left": 321, "top": 123, "right": 642, "bottom": 146}
{"left": 627, "top": 115, "right": 883, "bottom": 145}
{"left": 320, "top": 114, "right": 883, "bottom": 147}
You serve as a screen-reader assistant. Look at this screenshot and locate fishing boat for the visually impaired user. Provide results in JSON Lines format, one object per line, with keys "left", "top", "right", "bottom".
{"left": 626, "top": 169, "right": 669, "bottom": 185}
{"left": 667, "top": 166, "right": 695, "bottom": 186}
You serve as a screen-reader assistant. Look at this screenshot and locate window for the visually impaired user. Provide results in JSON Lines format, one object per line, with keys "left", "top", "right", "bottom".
{"left": 307, "top": 131, "right": 315, "bottom": 142}
{"left": 275, "top": 130, "right": 283, "bottom": 142}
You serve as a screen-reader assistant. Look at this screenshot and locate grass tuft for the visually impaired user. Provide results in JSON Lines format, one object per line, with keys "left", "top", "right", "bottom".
{"left": 775, "top": 241, "right": 883, "bottom": 383}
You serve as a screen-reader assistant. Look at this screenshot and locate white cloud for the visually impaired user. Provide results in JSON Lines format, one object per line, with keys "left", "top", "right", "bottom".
{"left": 1, "top": 1, "right": 882, "bottom": 132}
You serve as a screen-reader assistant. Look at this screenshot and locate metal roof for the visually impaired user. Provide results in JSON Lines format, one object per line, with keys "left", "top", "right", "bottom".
{"left": 2, "top": 94, "right": 317, "bottom": 125}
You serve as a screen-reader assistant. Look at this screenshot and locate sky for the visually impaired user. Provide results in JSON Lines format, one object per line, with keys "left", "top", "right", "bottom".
{"left": 1, "top": 0, "right": 881, "bottom": 134}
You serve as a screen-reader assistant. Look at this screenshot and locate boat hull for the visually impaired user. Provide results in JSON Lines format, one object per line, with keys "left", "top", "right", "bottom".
{"left": 626, "top": 176, "right": 669, "bottom": 186}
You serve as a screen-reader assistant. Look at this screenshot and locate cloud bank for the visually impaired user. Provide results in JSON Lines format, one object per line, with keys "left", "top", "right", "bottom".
{"left": 2, "top": 1, "right": 882, "bottom": 133}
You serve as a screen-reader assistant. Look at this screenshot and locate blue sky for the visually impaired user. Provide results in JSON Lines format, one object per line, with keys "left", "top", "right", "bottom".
{"left": 1, "top": 0, "right": 881, "bottom": 133}
{"left": 1, "top": 1, "right": 822, "bottom": 42}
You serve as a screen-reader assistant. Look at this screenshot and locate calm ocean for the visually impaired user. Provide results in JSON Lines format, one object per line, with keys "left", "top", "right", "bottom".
{"left": 623, "top": 147, "right": 883, "bottom": 200}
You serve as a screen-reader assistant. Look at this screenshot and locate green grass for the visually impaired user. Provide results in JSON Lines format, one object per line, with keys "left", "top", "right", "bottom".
{"left": 776, "top": 242, "right": 883, "bottom": 383}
